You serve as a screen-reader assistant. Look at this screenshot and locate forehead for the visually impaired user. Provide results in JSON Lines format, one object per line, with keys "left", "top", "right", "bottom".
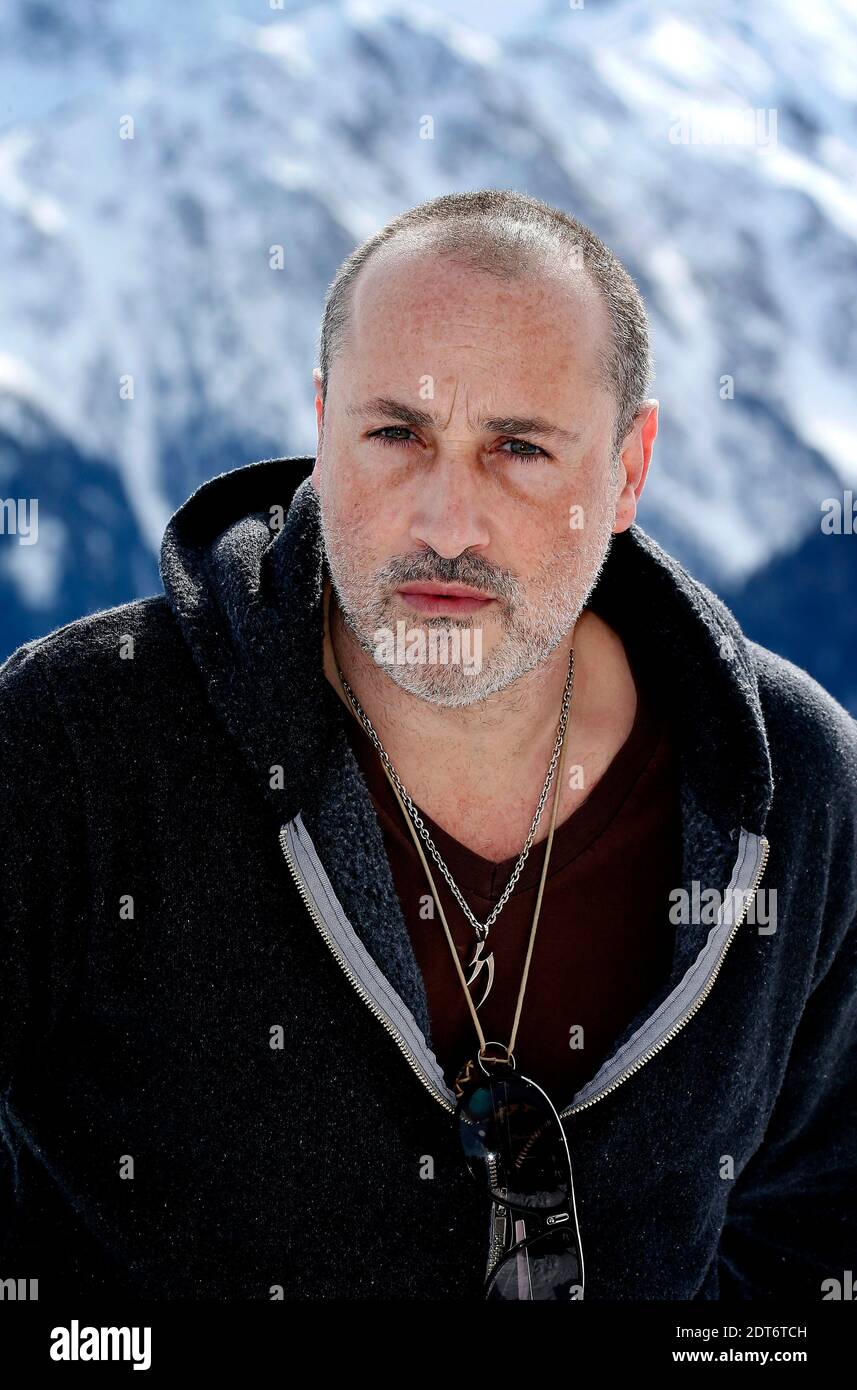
{"left": 342, "top": 244, "right": 611, "bottom": 393}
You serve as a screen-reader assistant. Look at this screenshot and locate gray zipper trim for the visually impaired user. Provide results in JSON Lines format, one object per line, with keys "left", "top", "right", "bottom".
{"left": 283, "top": 813, "right": 766, "bottom": 1115}
{"left": 283, "top": 812, "right": 458, "bottom": 1105}
{"left": 564, "top": 827, "right": 766, "bottom": 1109}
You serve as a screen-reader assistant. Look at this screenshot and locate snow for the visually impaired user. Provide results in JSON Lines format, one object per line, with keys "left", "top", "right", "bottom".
{"left": 0, "top": 0, "right": 854, "bottom": 601}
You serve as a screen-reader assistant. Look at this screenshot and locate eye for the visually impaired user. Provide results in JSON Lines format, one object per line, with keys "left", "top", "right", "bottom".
{"left": 499, "top": 438, "right": 548, "bottom": 461}
{"left": 368, "top": 427, "right": 417, "bottom": 448}
{"left": 367, "top": 428, "right": 549, "bottom": 461}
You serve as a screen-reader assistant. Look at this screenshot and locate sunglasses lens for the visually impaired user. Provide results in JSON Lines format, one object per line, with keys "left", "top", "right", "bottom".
{"left": 456, "top": 1068, "right": 572, "bottom": 1209}
{"left": 486, "top": 1222, "right": 584, "bottom": 1301}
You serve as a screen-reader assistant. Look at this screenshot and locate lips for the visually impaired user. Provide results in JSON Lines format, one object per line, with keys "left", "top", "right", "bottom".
{"left": 395, "top": 583, "right": 496, "bottom": 615}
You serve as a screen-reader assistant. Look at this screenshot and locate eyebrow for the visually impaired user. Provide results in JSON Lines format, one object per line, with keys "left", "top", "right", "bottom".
{"left": 345, "top": 396, "right": 582, "bottom": 446}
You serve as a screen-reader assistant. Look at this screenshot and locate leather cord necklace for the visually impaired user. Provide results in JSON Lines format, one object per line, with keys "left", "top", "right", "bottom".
{"left": 376, "top": 671, "right": 574, "bottom": 1071}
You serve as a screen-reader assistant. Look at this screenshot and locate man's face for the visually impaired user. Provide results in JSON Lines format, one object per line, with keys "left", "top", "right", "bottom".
{"left": 312, "top": 247, "right": 639, "bottom": 707}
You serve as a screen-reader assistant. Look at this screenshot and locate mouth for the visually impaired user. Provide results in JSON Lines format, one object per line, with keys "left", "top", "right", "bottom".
{"left": 395, "top": 582, "right": 497, "bottom": 616}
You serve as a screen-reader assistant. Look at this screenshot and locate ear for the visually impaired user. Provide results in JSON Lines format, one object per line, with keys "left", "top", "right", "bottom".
{"left": 613, "top": 400, "right": 658, "bottom": 535}
{"left": 311, "top": 369, "right": 324, "bottom": 491}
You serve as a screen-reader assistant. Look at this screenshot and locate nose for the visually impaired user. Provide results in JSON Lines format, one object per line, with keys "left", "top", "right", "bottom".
{"left": 408, "top": 454, "right": 491, "bottom": 559}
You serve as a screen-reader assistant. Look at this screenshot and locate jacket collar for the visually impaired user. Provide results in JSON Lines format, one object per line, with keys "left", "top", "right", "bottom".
{"left": 160, "top": 454, "right": 774, "bottom": 1037}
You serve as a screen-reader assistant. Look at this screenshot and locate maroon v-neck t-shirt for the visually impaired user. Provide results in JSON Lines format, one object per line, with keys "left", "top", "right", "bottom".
{"left": 341, "top": 660, "right": 682, "bottom": 1109}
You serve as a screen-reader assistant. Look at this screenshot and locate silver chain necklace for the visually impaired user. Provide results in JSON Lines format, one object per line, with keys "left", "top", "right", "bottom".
{"left": 336, "top": 648, "right": 575, "bottom": 944}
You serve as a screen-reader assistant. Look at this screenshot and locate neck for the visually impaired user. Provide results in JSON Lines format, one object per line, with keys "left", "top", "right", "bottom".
{"left": 322, "top": 575, "right": 638, "bottom": 858}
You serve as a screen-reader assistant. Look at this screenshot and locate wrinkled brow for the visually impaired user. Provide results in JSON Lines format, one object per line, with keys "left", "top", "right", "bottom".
{"left": 346, "top": 396, "right": 582, "bottom": 445}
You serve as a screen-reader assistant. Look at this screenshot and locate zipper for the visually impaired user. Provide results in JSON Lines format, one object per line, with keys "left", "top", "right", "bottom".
{"left": 559, "top": 834, "right": 770, "bottom": 1117}
{"left": 279, "top": 819, "right": 769, "bottom": 1123}
{"left": 487, "top": 1202, "right": 507, "bottom": 1281}
{"left": 279, "top": 823, "right": 456, "bottom": 1113}
{"left": 486, "top": 1156, "right": 507, "bottom": 1279}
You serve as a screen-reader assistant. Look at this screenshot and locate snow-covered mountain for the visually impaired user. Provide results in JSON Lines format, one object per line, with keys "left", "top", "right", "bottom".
{"left": 1, "top": 0, "right": 855, "bottom": 706}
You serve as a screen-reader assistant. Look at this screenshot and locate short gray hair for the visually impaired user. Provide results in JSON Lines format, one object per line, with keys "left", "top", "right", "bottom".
{"left": 316, "top": 189, "right": 653, "bottom": 458}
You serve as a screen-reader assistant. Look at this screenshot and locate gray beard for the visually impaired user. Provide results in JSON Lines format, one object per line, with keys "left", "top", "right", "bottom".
{"left": 319, "top": 495, "right": 615, "bottom": 709}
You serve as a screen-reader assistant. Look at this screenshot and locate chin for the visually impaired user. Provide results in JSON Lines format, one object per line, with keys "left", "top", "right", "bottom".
{"left": 380, "top": 664, "right": 476, "bottom": 706}
{"left": 386, "top": 659, "right": 524, "bottom": 709}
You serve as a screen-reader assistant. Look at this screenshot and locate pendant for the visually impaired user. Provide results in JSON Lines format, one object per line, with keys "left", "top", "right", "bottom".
{"left": 465, "top": 937, "right": 495, "bottom": 1010}
{"left": 452, "top": 1054, "right": 478, "bottom": 1101}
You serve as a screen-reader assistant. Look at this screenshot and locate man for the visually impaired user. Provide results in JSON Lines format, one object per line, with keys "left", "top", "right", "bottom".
{"left": 1, "top": 190, "right": 856, "bottom": 1301}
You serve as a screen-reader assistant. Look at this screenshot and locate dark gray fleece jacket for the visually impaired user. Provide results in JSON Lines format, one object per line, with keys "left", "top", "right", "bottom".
{"left": 1, "top": 454, "right": 856, "bottom": 1301}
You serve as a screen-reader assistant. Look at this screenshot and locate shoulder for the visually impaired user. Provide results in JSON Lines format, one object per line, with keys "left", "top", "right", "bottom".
{"left": 747, "top": 638, "right": 857, "bottom": 776}
{"left": 745, "top": 640, "right": 857, "bottom": 887}
{"left": 744, "top": 642, "right": 857, "bottom": 984}
{"left": 0, "top": 594, "right": 198, "bottom": 724}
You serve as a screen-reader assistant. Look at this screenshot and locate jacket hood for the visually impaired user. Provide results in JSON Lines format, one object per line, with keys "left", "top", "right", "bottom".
{"left": 158, "top": 454, "right": 774, "bottom": 854}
